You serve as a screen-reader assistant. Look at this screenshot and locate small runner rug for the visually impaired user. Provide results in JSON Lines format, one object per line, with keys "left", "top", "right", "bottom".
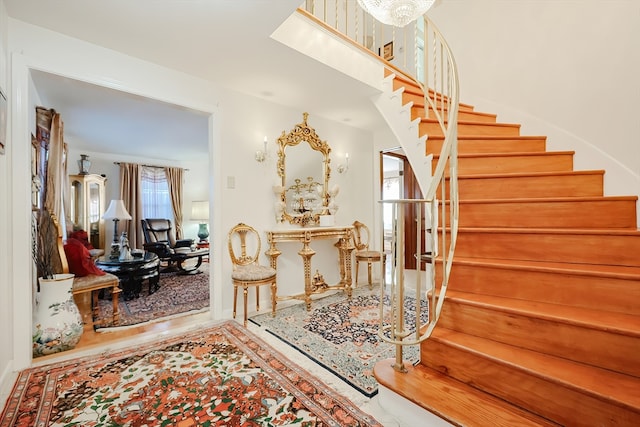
{"left": 249, "top": 285, "right": 427, "bottom": 398}
{"left": 0, "top": 320, "right": 382, "bottom": 427}
{"left": 94, "top": 263, "right": 209, "bottom": 331}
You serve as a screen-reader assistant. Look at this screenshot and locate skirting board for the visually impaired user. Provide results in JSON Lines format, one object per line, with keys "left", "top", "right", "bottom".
{"left": 377, "top": 384, "right": 454, "bottom": 427}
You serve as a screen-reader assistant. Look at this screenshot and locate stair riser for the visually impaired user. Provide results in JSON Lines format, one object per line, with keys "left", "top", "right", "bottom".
{"left": 400, "top": 90, "right": 475, "bottom": 112}
{"left": 421, "top": 120, "right": 520, "bottom": 137}
{"left": 438, "top": 301, "right": 640, "bottom": 377}
{"left": 452, "top": 199, "right": 637, "bottom": 229}
{"left": 412, "top": 106, "right": 496, "bottom": 123}
{"left": 421, "top": 338, "right": 640, "bottom": 427}
{"left": 427, "top": 137, "right": 546, "bottom": 154}
{"left": 436, "top": 262, "right": 640, "bottom": 315}
{"left": 436, "top": 153, "right": 574, "bottom": 175}
{"left": 453, "top": 230, "right": 640, "bottom": 267}
{"left": 439, "top": 173, "right": 604, "bottom": 200}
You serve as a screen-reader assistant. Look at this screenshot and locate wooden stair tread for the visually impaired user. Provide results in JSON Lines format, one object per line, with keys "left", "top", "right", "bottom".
{"left": 409, "top": 101, "right": 497, "bottom": 120}
{"left": 458, "top": 195, "right": 638, "bottom": 204}
{"left": 421, "top": 117, "right": 521, "bottom": 128}
{"left": 457, "top": 226, "right": 640, "bottom": 236}
{"left": 444, "top": 290, "right": 640, "bottom": 336}
{"left": 456, "top": 169, "right": 605, "bottom": 180}
{"left": 429, "top": 134, "right": 547, "bottom": 141}
{"left": 434, "top": 150, "right": 576, "bottom": 159}
{"left": 450, "top": 256, "right": 640, "bottom": 279}
{"left": 374, "top": 359, "right": 559, "bottom": 427}
{"left": 431, "top": 328, "right": 640, "bottom": 411}
{"left": 390, "top": 72, "right": 474, "bottom": 106}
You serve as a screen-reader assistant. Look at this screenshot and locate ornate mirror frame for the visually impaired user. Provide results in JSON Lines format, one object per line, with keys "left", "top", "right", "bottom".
{"left": 276, "top": 112, "right": 331, "bottom": 226}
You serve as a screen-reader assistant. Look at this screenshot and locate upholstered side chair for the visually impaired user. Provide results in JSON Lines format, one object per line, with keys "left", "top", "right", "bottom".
{"left": 227, "top": 223, "right": 277, "bottom": 326}
{"left": 352, "top": 220, "right": 386, "bottom": 289}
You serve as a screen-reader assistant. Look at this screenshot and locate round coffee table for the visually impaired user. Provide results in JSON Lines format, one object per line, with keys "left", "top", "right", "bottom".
{"left": 96, "top": 253, "right": 160, "bottom": 300}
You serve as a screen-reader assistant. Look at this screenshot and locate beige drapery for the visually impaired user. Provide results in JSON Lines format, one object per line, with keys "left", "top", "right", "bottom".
{"left": 164, "top": 167, "right": 184, "bottom": 239}
{"left": 43, "top": 111, "right": 67, "bottom": 223}
{"left": 35, "top": 107, "right": 69, "bottom": 277}
{"left": 118, "top": 163, "right": 143, "bottom": 249}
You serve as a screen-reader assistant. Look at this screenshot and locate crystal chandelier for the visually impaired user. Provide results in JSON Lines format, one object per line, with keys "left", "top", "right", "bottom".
{"left": 357, "top": 0, "right": 435, "bottom": 27}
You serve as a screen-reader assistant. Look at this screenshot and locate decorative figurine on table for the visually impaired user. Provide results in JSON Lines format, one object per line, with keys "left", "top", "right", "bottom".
{"left": 119, "top": 232, "right": 133, "bottom": 261}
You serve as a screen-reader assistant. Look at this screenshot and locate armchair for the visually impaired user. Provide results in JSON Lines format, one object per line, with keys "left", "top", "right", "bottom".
{"left": 141, "top": 218, "right": 208, "bottom": 274}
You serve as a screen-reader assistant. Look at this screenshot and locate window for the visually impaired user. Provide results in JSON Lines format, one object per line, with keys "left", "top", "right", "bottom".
{"left": 141, "top": 166, "right": 173, "bottom": 221}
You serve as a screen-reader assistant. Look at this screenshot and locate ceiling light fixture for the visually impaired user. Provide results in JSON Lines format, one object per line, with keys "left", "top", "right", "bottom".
{"left": 357, "top": 0, "right": 435, "bottom": 27}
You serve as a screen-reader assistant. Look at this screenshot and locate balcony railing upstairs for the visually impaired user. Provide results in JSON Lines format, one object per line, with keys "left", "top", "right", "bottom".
{"left": 298, "top": 0, "right": 459, "bottom": 370}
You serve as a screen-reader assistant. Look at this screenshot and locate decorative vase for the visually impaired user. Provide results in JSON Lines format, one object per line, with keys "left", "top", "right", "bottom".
{"left": 78, "top": 154, "right": 91, "bottom": 175}
{"left": 32, "top": 273, "right": 84, "bottom": 357}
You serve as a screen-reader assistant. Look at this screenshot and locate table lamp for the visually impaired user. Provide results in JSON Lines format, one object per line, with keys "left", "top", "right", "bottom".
{"left": 103, "top": 199, "right": 132, "bottom": 259}
{"left": 191, "top": 200, "right": 210, "bottom": 243}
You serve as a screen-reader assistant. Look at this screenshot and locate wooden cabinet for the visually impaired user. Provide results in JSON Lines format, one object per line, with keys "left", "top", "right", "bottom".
{"left": 69, "top": 174, "right": 107, "bottom": 250}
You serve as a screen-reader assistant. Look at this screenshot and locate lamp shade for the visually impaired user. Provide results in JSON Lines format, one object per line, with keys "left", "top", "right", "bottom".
{"left": 103, "top": 200, "right": 132, "bottom": 220}
{"left": 191, "top": 201, "right": 209, "bottom": 222}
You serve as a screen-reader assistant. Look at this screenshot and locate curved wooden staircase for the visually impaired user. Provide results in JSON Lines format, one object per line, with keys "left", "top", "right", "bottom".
{"left": 375, "top": 74, "right": 640, "bottom": 426}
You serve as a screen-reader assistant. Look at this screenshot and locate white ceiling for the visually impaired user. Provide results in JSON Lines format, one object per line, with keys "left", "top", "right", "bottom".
{"left": 5, "top": 0, "right": 382, "bottom": 161}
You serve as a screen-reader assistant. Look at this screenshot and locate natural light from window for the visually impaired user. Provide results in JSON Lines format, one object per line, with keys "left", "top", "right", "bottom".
{"left": 141, "top": 166, "right": 174, "bottom": 221}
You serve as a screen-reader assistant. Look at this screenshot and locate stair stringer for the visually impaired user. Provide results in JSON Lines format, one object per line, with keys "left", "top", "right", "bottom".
{"left": 373, "top": 73, "right": 433, "bottom": 195}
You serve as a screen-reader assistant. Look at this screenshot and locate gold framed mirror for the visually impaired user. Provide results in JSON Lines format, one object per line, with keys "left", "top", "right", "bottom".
{"left": 276, "top": 112, "right": 331, "bottom": 226}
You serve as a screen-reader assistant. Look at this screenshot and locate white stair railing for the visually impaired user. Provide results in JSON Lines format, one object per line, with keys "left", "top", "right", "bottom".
{"left": 299, "top": 1, "right": 459, "bottom": 371}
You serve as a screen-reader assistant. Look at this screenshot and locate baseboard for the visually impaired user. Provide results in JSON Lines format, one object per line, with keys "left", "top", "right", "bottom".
{"left": 377, "top": 384, "right": 454, "bottom": 427}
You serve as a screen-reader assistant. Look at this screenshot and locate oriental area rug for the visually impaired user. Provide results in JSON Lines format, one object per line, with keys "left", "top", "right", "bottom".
{"left": 94, "top": 263, "right": 209, "bottom": 331}
{"left": 0, "top": 320, "right": 382, "bottom": 427}
{"left": 249, "top": 285, "right": 428, "bottom": 398}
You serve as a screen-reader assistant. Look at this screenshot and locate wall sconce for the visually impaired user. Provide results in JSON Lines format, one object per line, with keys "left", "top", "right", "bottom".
{"left": 255, "top": 136, "right": 268, "bottom": 163}
{"left": 337, "top": 153, "right": 349, "bottom": 174}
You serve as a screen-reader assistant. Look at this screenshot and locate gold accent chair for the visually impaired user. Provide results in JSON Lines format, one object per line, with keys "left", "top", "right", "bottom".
{"left": 228, "top": 223, "right": 277, "bottom": 326}
{"left": 352, "top": 220, "right": 386, "bottom": 289}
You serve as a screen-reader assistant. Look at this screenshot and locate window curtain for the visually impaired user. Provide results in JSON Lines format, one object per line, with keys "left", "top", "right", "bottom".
{"left": 43, "top": 110, "right": 67, "bottom": 224}
{"left": 36, "top": 107, "right": 69, "bottom": 275}
{"left": 119, "top": 163, "right": 143, "bottom": 249}
{"left": 164, "top": 167, "right": 184, "bottom": 239}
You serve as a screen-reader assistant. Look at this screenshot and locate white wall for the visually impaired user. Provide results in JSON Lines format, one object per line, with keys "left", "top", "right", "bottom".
{"left": 428, "top": 0, "right": 640, "bottom": 214}
{"left": 216, "top": 87, "right": 375, "bottom": 312}
{"left": 0, "top": 0, "right": 12, "bottom": 398}
{"left": 1, "top": 14, "right": 378, "bottom": 384}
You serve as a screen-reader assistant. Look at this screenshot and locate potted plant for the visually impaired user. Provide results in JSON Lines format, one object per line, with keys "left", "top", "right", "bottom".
{"left": 31, "top": 209, "right": 84, "bottom": 357}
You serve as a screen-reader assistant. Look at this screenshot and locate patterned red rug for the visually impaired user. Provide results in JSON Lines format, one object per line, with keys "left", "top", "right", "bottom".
{"left": 0, "top": 320, "right": 382, "bottom": 426}
{"left": 94, "top": 263, "right": 209, "bottom": 331}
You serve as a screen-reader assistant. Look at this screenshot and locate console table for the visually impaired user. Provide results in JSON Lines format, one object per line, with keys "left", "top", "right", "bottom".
{"left": 265, "top": 225, "right": 354, "bottom": 311}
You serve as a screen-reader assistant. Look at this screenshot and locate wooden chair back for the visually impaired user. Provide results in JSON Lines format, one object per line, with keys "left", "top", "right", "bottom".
{"left": 227, "top": 222, "right": 262, "bottom": 268}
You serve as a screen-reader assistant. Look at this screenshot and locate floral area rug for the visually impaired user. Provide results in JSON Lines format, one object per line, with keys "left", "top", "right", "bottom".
{"left": 94, "top": 263, "right": 209, "bottom": 331}
{"left": 0, "top": 320, "right": 382, "bottom": 427}
{"left": 249, "top": 285, "right": 428, "bottom": 398}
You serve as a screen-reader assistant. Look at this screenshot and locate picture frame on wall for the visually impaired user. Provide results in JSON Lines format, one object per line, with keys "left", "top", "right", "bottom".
{"left": 0, "top": 87, "right": 7, "bottom": 155}
{"left": 383, "top": 41, "right": 394, "bottom": 61}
